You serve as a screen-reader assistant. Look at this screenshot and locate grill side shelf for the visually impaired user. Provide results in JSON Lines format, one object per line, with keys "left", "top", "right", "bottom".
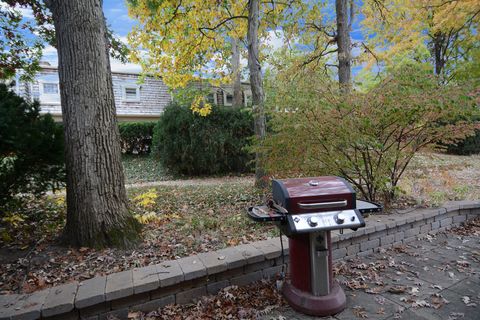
{"left": 356, "top": 200, "right": 383, "bottom": 214}
{"left": 247, "top": 206, "right": 286, "bottom": 222}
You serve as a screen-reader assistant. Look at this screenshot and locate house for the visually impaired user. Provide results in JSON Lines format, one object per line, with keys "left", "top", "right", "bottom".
{"left": 14, "top": 63, "right": 252, "bottom": 122}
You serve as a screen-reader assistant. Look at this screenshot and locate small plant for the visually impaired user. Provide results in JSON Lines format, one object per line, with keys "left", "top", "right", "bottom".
{"left": 429, "top": 191, "right": 448, "bottom": 207}
{"left": 453, "top": 185, "right": 470, "bottom": 200}
{"left": 133, "top": 189, "right": 158, "bottom": 210}
{"left": 134, "top": 212, "right": 159, "bottom": 224}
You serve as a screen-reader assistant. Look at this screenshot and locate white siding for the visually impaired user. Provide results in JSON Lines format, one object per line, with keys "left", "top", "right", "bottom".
{"left": 18, "top": 67, "right": 172, "bottom": 120}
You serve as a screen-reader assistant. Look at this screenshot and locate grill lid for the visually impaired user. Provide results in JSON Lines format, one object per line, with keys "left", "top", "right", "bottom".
{"left": 272, "top": 176, "right": 356, "bottom": 214}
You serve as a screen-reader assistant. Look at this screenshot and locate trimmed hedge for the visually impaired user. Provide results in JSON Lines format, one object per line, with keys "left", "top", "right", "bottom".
{"left": 118, "top": 121, "right": 156, "bottom": 155}
{"left": 152, "top": 103, "right": 254, "bottom": 175}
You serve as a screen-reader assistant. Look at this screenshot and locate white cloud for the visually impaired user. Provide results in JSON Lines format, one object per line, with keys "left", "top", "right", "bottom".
{"left": 16, "top": 6, "right": 34, "bottom": 19}
{"left": 110, "top": 58, "right": 142, "bottom": 73}
{"left": 119, "top": 36, "right": 129, "bottom": 45}
{"left": 0, "top": 3, "right": 34, "bottom": 19}
{"left": 265, "top": 29, "right": 287, "bottom": 52}
{"left": 43, "top": 45, "right": 57, "bottom": 54}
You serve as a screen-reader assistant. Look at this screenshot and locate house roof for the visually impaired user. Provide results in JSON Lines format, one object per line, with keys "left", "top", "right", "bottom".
{"left": 37, "top": 64, "right": 251, "bottom": 86}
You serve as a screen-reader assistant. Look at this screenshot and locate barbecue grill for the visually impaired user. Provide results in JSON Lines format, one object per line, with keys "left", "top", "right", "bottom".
{"left": 248, "top": 176, "right": 381, "bottom": 316}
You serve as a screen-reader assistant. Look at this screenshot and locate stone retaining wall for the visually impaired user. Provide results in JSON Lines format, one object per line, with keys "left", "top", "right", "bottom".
{"left": 1, "top": 200, "right": 479, "bottom": 320}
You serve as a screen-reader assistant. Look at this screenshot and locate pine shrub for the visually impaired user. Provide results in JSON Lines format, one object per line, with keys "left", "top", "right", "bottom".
{"left": 0, "top": 84, "right": 65, "bottom": 206}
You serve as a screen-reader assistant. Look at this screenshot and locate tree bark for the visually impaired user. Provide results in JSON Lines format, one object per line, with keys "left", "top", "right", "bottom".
{"left": 47, "top": 0, "right": 140, "bottom": 248}
{"left": 335, "top": 0, "right": 352, "bottom": 91}
{"left": 432, "top": 32, "right": 446, "bottom": 76}
{"left": 247, "top": 0, "right": 267, "bottom": 187}
{"left": 231, "top": 37, "right": 243, "bottom": 108}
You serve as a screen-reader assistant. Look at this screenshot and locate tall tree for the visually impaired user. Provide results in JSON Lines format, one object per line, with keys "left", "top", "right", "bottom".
{"left": 231, "top": 37, "right": 243, "bottom": 107}
{"left": 45, "top": 0, "right": 140, "bottom": 247}
{"left": 1, "top": 0, "right": 138, "bottom": 247}
{"left": 247, "top": 0, "right": 267, "bottom": 186}
{"left": 289, "top": 1, "right": 356, "bottom": 89}
{"left": 335, "top": 0, "right": 353, "bottom": 90}
{"left": 362, "top": 0, "right": 480, "bottom": 80}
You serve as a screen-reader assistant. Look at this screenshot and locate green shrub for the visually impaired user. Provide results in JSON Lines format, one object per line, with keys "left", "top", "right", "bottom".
{"left": 0, "top": 84, "right": 65, "bottom": 207}
{"left": 446, "top": 127, "right": 480, "bottom": 155}
{"left": 152, "top": 103, "right": 254, "bottom": 175}
{"left": 261, "top": 65, "right": 478, "bottom": 205}
{"left": 118, "top": 121, "right": 156, "bottom": 154}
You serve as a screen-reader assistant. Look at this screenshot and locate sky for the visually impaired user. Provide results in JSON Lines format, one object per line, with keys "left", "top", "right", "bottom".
{"left": 38, "top": 0, "right": 367, "bottom": 76}
{"left": 41, "top": 0, "right": 142, "bottom": 72}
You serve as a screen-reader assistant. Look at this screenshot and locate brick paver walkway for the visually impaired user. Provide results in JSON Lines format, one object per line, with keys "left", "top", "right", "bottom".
{"left": 264, "top": 230, "right": 480, "bottom": 320}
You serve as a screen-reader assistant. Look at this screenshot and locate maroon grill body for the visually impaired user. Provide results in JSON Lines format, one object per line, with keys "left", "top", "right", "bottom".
{"left": 274, "top": 177, "right": 354, "bottom": 316}
{"left": 248, "top": 176, "right": 379, "bottom": 317}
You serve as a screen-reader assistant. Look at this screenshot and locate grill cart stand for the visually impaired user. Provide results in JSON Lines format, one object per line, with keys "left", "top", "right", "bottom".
{"left": 248, "top": 176, "right": 381, "bottom": 317}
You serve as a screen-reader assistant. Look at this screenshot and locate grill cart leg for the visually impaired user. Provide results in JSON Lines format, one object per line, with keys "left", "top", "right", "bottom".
{"left": 310, "top": 231, "right": 330, "bottom": 296}
{"left": 283, "top": 231, "right": 346, "bottom": 316}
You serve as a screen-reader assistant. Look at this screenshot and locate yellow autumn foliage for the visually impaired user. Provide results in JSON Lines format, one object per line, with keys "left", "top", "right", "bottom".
{"left": 362, "top": 0, "right": 480, "bottom": 75}
{"left": 133, "top": 188, "right": 158, "bottom": 210}
{"left": 127, "top": 0, "right": 307, "bottom": 94}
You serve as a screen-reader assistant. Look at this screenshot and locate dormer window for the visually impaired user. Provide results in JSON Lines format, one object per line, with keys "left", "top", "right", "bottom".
{"left": 122, "top": 85, "right": 140, "bottom": 102}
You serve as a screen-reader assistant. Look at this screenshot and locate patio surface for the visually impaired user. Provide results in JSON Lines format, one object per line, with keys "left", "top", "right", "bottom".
{"left": 263, "top": 228, "right": 480, "bottom": 320}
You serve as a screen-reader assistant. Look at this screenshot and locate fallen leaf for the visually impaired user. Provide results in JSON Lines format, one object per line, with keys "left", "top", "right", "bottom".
{"left": 448, "top": 312, "right": 465, "bottom": 320}
{"left": 374, "top": 296, "right": 385, "bottom": 305}
{"left": 388, "top": 285, "right": 407, "bottom": 294}
{"left": 412, "top": 300, "right": 431, "bottom": 308}
{"left": 365, "top": 287, "right": 383, "bottom": 294}
{"left": 352, "top": 305, "right": 368, "bottom": 318}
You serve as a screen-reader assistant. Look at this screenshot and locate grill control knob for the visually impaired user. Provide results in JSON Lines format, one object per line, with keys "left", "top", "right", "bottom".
{"left": 307, "top": 216, "right": 319, "bottom": 227}
{"left": 335, "top": 213, "right": 346, "bottom": 224}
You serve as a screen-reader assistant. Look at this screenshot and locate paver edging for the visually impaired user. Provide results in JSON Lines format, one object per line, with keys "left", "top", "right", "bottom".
{"left": 0, "top": 200, "right": 478, "bottom": 320}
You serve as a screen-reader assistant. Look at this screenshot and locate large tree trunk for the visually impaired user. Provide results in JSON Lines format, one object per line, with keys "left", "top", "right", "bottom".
{"left": 231, "top": 37, "right": 243, "bottom": 108}
{"left": 335, "top": 0, "right": 352, "bottom": 91}
{"left": 247, "top": 0, "right": 267, "bottom": 187}
{"left": 47, "top": 0, "right": 140, "bottom": 248}
{"left": 432, "top": 32, "right": 446, "bottom": 76}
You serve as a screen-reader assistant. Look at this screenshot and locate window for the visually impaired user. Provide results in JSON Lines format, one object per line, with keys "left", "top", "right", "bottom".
{"left": 39, "top": 82, "right": 60, "bottom": 104}
{"left": 43, "top": 83, "right": 59, "bottom": 94}
{"left": 244, "top": 91, "right": 252, "bottom": 106}
{"left": 206, "top": 93, "right": 215, "bottom": 104}
{"left": 122, "top": 85, "right": 140, "bottom": 101}
{"left": 223, "top": 90, "right": 233, "bottom": 106}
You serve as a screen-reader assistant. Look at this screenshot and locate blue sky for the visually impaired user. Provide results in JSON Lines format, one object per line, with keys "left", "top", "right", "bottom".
{"left": 104, "top": 1, "right": 136, "bottom": 40}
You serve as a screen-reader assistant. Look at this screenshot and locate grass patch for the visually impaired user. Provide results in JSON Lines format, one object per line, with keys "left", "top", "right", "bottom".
{"left": 122, "top": 154, "right": 171, "bottom": 183}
